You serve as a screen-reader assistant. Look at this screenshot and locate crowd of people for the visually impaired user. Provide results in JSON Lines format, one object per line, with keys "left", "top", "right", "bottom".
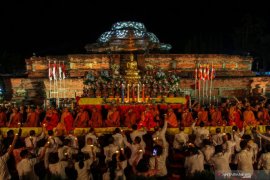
{"left": 0, "top": 96, "right": 269, "bottom": 179}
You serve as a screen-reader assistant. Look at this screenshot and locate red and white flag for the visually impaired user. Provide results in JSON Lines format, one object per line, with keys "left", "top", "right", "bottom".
{"left": 210, "top": 65, "right": 215, "bottom": 79}
{"left": 198, "top": 67, "right": 203, "bottom": 80}
{"left": 195, "top": 68, "right": 198, "bottom": 80}
{"left": 48, "top": 61, "right": 53, "bottom": 81}
{"left": 53, "top": 61, "right": 57, "bottom": 80}
{"left": 204, "top": 66, "right": 209, "bottom": 80}
{"left": 58, "top": 61, "right": 62, "bottom": 80}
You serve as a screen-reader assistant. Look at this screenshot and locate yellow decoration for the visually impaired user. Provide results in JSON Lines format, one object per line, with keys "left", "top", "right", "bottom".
{"left": 78, "top": 98, "right": 103, "bottom": 105}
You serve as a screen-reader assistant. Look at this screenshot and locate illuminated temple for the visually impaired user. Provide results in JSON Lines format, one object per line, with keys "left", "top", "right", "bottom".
{"left": 3, "top": 21, "right": 270, "bottom": 105}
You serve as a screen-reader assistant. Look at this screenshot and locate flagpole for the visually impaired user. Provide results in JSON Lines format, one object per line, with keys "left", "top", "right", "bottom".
{"left": 194, "top": 66, "right": 197, "bottom": 101}
{"left": 210, "top": 62, "right": 213, "bottom": 105}
{"left": 202, "top": 66, "right": 205, "bottom": 105}
{"left": 59, "top": 61, "right": 62, "bottom": 99}
{"left": 205, "top": 65, "right": 208, "bottom": 105}
{"left": 63, "top": 61, "right": 66, "bottom": 99}
{"left": 49, "top": 60, "right": 51, "bottom": 99}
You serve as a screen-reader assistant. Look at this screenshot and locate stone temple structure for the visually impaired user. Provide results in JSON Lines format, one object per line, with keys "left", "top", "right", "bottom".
{"left": 2, "top": 21, "right": 270, "bottom": 105}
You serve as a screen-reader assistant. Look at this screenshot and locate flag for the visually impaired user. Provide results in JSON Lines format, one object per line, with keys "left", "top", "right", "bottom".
{"left": 48, "top": 61, "right": 53, "bottom": 81}
{"left": 58, "top": 62, "right": 62, "bottom": 80}
{"left": 53, "top": 61, "right": 57, "bottom": 80}
{"left": 210, "top": 65, "right": 215, "bottom": 79}
{"left": 198, "top": 67, "right": 202, "bottom": 80}
{"left": 194, "top": 68, "right": 198, "bottom": 80}
{"left": 62, "top": 62, "right": 66, "bottom": 79}
{"left": 204, "top": 66, "right": 209, "bottom": 80}
{"left": 202, "top": 67, "right": 205, "bottom": 81}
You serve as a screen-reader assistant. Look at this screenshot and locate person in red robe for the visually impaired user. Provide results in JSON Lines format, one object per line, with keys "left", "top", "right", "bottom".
{"left": 106, "top": 106, "right": 120, "bottom": 127}
{"left": 8, "top": 107, "right": 22, "bottom": 127}
{"left": 181, "top": 107, "right": 193, "bottom": 127}
{"left": 60, "top": 107, "right": 74, "bottom": 132}
{"left": 25, "top": 107, "right": 39, "bottom": 127}
{"left": 0, "top": 107, "right": 7, "bottom": 127}
{"left": 89, "top": 107, "right": 103, "bottom": 127}
{"left": 151, "top": 105, "right": 160, "bottom": 125}
{"left": 43, "top": 108, "right": 59, "bottom": 131}
{"left": 74, "top": 108, "right": 89, "bottom": 127}
{"left": 228, "top": 105, "right": 243, "bottom": 129}
{"left": 166, "top": 108, "right": 178, "bottom": 127}
{"left": 124, "top": 108, "right": 137, "bottom": 127}
{"left": 243, "top": 105, "right": 258, "bottom": 126}
{"left": 138, "top": 106, "right": 156, "bottom": 130}
{"left": 210, "top": 107, "right": 225, "bottom": 126}
{"left": 196, "top": 107, "right": 209, "bottom": 126}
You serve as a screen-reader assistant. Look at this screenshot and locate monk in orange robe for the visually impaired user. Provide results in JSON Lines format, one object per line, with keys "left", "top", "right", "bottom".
{"left": 181, "top": 108, "right": 193, "bottom": 127}
{"left": 211, "top": 107, "right": 225, "bottom": 126}
{"left": 138, "top": 106, "right": 156, "bottom": 130}
{"left": 89, "top": 107, "right": 103, "bottom": 127}
{"left": 8, "top": 107, "right": 22, "bottom": 127}
{"left": 151, "top": 105, "right": 160, "bottom": 123}
{"left": 43, "top": 108, "right": 59, "bottom": 131}
{"left": 106, "top": 106, "right": 120, "bottom": 127}
{"left": 124, "top": 108, "right": 137, "bottom": 127}
{"left": 25, "top": 107, "right": 39, "bottom": 127}
{"left": 60, "top": 107, "right": 74, "bottom": 132}
{"left": 196, "top": 107, "right": 209, "bottom": 126}
{"left": 257, "top": 107, "right": 270, "bottom": 125}
{"left": 243, "top": 106, "right": 258, "bottom": 126}
{"left": 74, "top": 108, "right": 89, "bottom": 127}
{"left": 166, "top": 108, "right": 178, "bottom": 127}
{"left": 0, "top": 107, "right": 7, "bottom": 127}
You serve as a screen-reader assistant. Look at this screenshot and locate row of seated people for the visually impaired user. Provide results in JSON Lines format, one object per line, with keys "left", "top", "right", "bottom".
{"left": 1, "top": 117, "right": 270, "bottom": 179}
{"left": 0, "top": 97, "right": 270, "bottom": 131}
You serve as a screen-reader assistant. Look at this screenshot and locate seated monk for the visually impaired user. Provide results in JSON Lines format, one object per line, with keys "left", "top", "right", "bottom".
{"left": 138, "top": 106, "right": 156, "bottom": 130}
{"left": 151, "top": 105, "right": 160, "bottom": 124}
{"left": 211, "top": 107, "right": 225, "bottom": 126}
{"left": 8, "top": 107, "right": 22, "bottom": 127}
{"left": 0, "top": 107, "right": 7, "bottom": 127}
{"left": 74, "top": 108, "right": 89, "bottom": 127}
{"left": 43, "top": 108, "right": 59, "bottom": 131}
{"left": 243, "top": 106, "right": 258, "bottom": 126}
{"left": 166, "top": 108, "right": 178, "bottom": 127}
{"left": 89, "top": 107, "right": 102, "bottom": 127}
{"left": 25, "top": 107, "right": 39, "bottom": 127}
{"left": 181, "top": 108, "right": 193, "bottom": 127}
{"left": 59, "top": 107, "right": 74, "bottom": 132}
{"left": 196, "top": 107, "right": 209, "bottom": 126}
{"left": 257, "top": 107, "right": 270, "bottom": 125}
{"left": 106, "top": 106, "right": 120, "bottom": 127}
{"left": 124, "top": 108, "right": 137, "bottom": 127}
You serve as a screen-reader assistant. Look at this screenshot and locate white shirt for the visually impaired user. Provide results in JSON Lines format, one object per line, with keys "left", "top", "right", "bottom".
{"left": 173, "top": 131, "right": 189, "bottom": 149}
{"left": 81, "top": 145, "right": 100, "bottom": 159}
{"left": 184, "top": 151, "right": 204, "bottom": 176}
{"left": 16, "top": 158, "right": 39, "bottom": 180}
{"left": 152, "top": 121, "right": 168, "bottom": 145}
{"left": 103, "top": 160, "right": 127, "bottom": 180}
{"left": 234, "top": 149, "right": 253, "bottom": 174}
{"left": 85, "top": 133, "right": 98, "bottom": 146}
{"left": 0, "top": 153, "right": 11, "bottom": 180}
{"left": 212, "top": 133, "right": 223, "bottom": 146}
{"left": 191, "top": 122, "right": 210, "bottom": 147}
{"left": 112, "top": 133, "right": 124, "bottom": 148}
{"left": 222, "top": 140, "right": 236, "bottom": 162}
{"left": 75, "top": 159, "right": 93, "bottom": 180}
{"left": 201, "top": 145, "right": 215, "bottom": 164}
{"left": 258, "top": 152, "right": 270, "bottom": 170}
{"left": 47, "top": 136, "right": 63, "bottom": 152}
{"left": 25, "top": 132, "right": 45, "bottom": 150}
{"left": 149, "top": 151, "right": 167, "bottom": 176}
{"left": 123, "top": 137, "right": 145, "bottom": 165}
{"left": 209, "top": 151, "right": 231, "bottom": 173}
{"left": 103, "top": 144, "right": 119, "bottom": 163}
{"left": 65, "top": 134, "right": 79, "bottom": 149}
{"left": 130, "top": 129, "right": 147, "bottom": 147}
{"left": 232, "top": 129, "right": 245, "bottom": 152}
{"left": 58, "top": 145, "right": 77, "bottom": 160}
{"left": 49, "top": 161, "right": 68, "bottom": 179}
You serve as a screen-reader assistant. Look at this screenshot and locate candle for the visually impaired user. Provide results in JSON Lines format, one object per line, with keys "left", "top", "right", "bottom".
{"left": 132, "top": 84, "right": 135, "bottom": 102}
{"left": 142, "top": 84, "right": 145, "bottom": 102}
{"left": 127, "top": 84, "right": 130, "bottom": 103}
{"left": 121, "top": 84, "right": 125, "bottom": 103}
{"left": 137, "top": 83, "right": 140, "bottom": 102}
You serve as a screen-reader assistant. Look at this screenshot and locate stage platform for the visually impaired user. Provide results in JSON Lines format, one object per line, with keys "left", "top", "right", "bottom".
{"left": 0, "top": 125, "right": 266, "bottom": 138}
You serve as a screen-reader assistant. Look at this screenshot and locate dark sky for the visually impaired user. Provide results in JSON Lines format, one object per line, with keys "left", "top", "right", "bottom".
{"left": 1, "top": 0, "right": 270, "bottom": 71}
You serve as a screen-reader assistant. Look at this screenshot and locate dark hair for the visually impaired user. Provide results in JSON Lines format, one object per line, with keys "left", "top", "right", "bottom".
{"left": 114, "top": 128, "right": 120, "bottom": 134}
{"left": 240, "top": 140, "right": 248, "bottom": 149}
{"left": 215, "top": 145, "right": 223, "bottom": 154}
{"left": 232, "top": 126, "right": 238, "bottom": 132}
{"left": 29, "top": 130, "right": 36, "bottom": 136}
{"left": 48, "top": 152, "right": 59, "bottom": 164}
{"left": 136, "top": 158, "right": 149, "bottom": 173}
{"left": 216, "top": 128, "right": 221, "bottom": 133}
{"left": 7, "top": 130, "right": 14, "bottom": 137}
{"left": 48, "top": 130, "right": 54, "bottom": 136}
{"left": 109, "top": 154, "right": 117, "bottom": 180}
{"left": 20, "top": 149, "right": 29, "bottom": 158}
{"left": 77, "top": 152, "right": 85, "bottom": 169}
{"left": 266, "top": 126, "right": 270, "bottom": 131}
{"left": 63, "top": 139, "right": 71, "bottom": 146}
{"left": 203, "top": 139, "right": 211, "bottom": 146}
{"left": 134, "top": 136, "right": 141, "bottom": 144}
{"left": 199, "top": 122, "right": 205, "bottom": 127}
{"left": 132, "top": 124, "right": 138, "bottom": 130}
{"left": 153, "top": 145, "right": 163, "bottom": 156}
{"left": 226, "top": 133, "right": 232, "bottom": 140}
{"left": 108, "top": 136, "right": 114, "bottom": 144}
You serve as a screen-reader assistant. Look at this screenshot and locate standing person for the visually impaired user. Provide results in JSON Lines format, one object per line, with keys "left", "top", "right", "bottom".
{"left": 8, "top": 107, "right": 22, "bottom": 127}
{"left": 184, "top": 146, "right": 204, "bottom": 177}
{"left": 191, "top": 120, "right": 210, "bottom": 148}
{"left": 0, "top": 131, "right": 18, "bottom": 180}
{"left": 130, "top": 124, "right": 147, "bottom": 147}
{"left": 257, "top": 144, "right": 270, "bottom": 172}
{"left": 74, "top": 108, "right": 89, "bottom": 128}
{"left": 42, "top": 107, "right": 59, "bottom": 131}
{"left": 25, "top": 107, "right": 39, "bottom": 127}
{"left": 0, "top": 107, "right": 7, "bottom": 127}
{"left": 75, "top": 152, "right": 94, "bottom": 180}
{"left": 209, "top": 145, "right": 231, "bottom": 174}
{"left": 123, "top": 136, "right": 145, "bottom": 166}
{"left": 60, "top": 107, "right": 74, "bottom": 132}
{"left": 24, "top": 127, "right": 45, "bottom": 153}
{"left": 234, "top": 140, "right": 254, "bottom": 175}
{"left": 166, "top": 108, "right": 178, "bottom": 128}
{"left": 173, "top": 126, "right": 189, "bottom": 151}
{"left": 149, "top": 144, "right": 168, "bottom": 178}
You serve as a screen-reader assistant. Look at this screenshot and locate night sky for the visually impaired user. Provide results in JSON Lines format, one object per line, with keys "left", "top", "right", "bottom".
{"left": 1, "top": 0, "right": 270, "bottom": 72}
